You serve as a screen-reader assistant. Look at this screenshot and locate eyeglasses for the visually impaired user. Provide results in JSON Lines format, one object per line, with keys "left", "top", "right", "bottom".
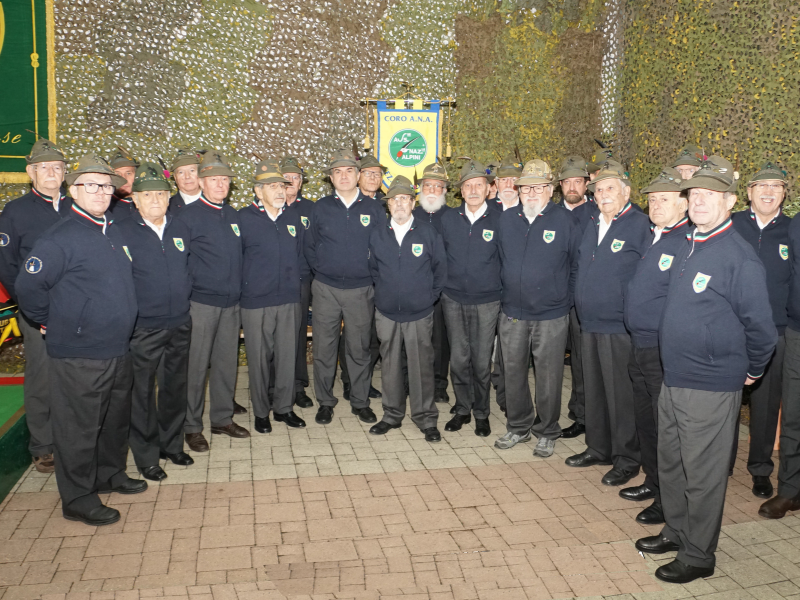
{"left": 519, "top": 185, "right": 549, "bottom": 194}
{"left": 389, "top": 196, "right": 415, "bottom": 204}
{"left": 753, "top": 183, "right": 784, "bottom": 192}
{"left": 361, "top": 171, "right": 382, "bottom": 179}
{"left": 422, "top": 182, "right": 446, "bottom": 192}
{"left": 74, "top": 182, "right": 115, "bottom": 194}
{"left": 32, "top": 164, "right": 65, "bottom": 174}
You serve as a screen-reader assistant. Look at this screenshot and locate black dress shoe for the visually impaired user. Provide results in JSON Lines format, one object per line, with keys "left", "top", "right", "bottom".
{"left": 352, "top": 406, "right": 377, "bottom": 423}
{"left": 475, "top": 418, "right": 490, "bottom": 437}
{"left": 140, "top": 466, "right": 167, "bottom": 482}
{"left": 753, "top": 475, "right": 774, "bottom": 499}
{"left": 275, "top": 411, "right": 306, "bottom": 428}
{"left": 370, "top": 420, "right": 401, "bottom": 435}
{"left": 63, "top": 504, "right": 120, "bottom": 526}
{"left": 565, "top": 450, "right": 611, "bottom": 468}
{"left": 449, "top": 404, "right": 457, "bottom": 414}
{"left": 342, "top": 382, "right": 351, "bottom": 400}
{"left": 434, "top": 389, "right": 450, "bottom": 403}
{"left": 619, "top": 484, "right": 655, "bottom": 501}
{"left": 423, "top": 427, "right": 442, "bottom": 442}
{"left": 655, "top": 559, "right": 714, "bottom": 584}
{"left": 98, "top": 477, "right": 148, "bottom": 495}
{"left": 601, "top": 467, "right": 639, "bottom": 487}
{"left": 233, "top": 401, "right": 248, "bottom": 415}
{"left": 368, "top": 385, "right": 382, "bottom": 399}
{"left": 316, "top": 405, "right": 334, "bottom": 424}
{"left": 445, "top": 413, "right": 471, "bottom": 432}
{"left": 560, "top": 422, "right": 585, "bottom": 439}
{"left": 635, "top": 534, "right": 680, "bottom": 554}
{"left": 255, "top": 416, "right": 272, "bottom": 433}
{"left": 294, "top": 390, "right": 313, "bottom": 408}
{"left": 160, "top": 451, "right": 194, "bottom": 466}
{"left": 636, "top": 503, "right": 665, "bottom": 525}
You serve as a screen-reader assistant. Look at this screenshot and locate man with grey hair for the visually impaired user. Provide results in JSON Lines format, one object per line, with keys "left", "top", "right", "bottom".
{"left": 566, "top": 161, "right": 652, "bottom": 487}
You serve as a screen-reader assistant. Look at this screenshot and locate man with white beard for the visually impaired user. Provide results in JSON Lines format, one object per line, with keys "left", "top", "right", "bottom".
{"left": 492, "top": 155, "right": 522, "bottom": 211}
{"left": 413, "top": 162, "right": 453, "bottom": 404}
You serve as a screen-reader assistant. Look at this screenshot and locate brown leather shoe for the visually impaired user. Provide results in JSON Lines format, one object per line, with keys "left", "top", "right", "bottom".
{"left": 33, "top": 453, "right": 55, "bottom": 473}
{"left": 210, "top": 422, "right": 250, "bottom": 438}
{"left": 759, "top": 494, "right": 800, "bottom": 519}
{"left": 185, "top": 432, "right": 210, "bottom": 452}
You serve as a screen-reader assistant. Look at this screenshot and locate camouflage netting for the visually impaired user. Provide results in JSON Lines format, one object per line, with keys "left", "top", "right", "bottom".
{"left": 618, "top": 0, "right": 800, "bottom": 213}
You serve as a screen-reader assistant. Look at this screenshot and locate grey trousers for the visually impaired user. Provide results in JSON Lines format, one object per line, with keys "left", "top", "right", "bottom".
{"left": 375, "top": 310, "right": 439, "bottom": 430}
{"left": 582, "top": 331, "right": 640, "bottom": 472}
{"left": 295, "top": 278, "right": 312, "bottom": 393}
{"left": 498, "top": 312, "right": 569, "bottom": 439}
{"left": 441, "top": 295, "right": 499, "bottom": 420}
{"left": 20, "top": 316, "right": 52, "bottom": 456}
{"left": 566, "top": 308, "right": 586, "bottom": 425}
{"left": 312, "top": 280, "right": 373, "bottom": 409}
{"left": 779, "top": 327, "right": 800, "bottom": 497}
{"left": 659, "top": 385, "right": 741, "bottom": 569}
{"left": 184, "top": 302, "right": 240, "bottom": 433}
{"left": 242, "top": 303, "right": 299, "bottom": 417}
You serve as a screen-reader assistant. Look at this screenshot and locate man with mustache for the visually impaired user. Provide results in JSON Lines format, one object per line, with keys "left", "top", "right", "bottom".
{"left": 493, "top": 155, "right": 522, "bottom": 211}
{"left": 109, "top": 148, "right": 139, "bottom": 221}
{"left": 413, "top": 161, "right": 453, "bottom": 404}
{"left": 0, "top": 138, "right": 71, "bottom": 474}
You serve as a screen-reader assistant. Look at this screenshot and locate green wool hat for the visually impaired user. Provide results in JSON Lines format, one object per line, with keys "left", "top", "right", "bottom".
{"left": 680, "top": 155, "right": 737, "bottom": 193}
{"left": 279, "top": 155, "right": 304, "bottom": 175}
{"left": 198, "top": 151, "right": 235, "bottom": 178}
{"left": 748, "top": 161, "right": 788, "bottom": 186}
{"left": 26, "top": 138, "right": 66, "bottom": 164}
{"left": 457, "top": 159, "right": 494, "bottom": 187}
{"left": 641, "top": 167, "right": 683, "bottom": 194}
{"left": 517, "top": 159, "right": 554, "bottom": 186}
{"left": 420, "top": 162, "right": 450, "bottom": 185}
{"left": 558, "top": 155, "right": 588, "bottom": 180}
{"left": 109, "top": 148, "right": 139, "bottom": 170}
{"left": 252, "top": 159, "right": 289, "bottom": 185}
{"left": 385, "top": 175, "right": 415, "bottom": 199}
{"left": 132, "top": 162, "right": 171, "bottom": 192}
{"left": 587, "top": 160, "right": 629, "bottom": 191}
{"left": 171, "top": 147, "right": 200, "bottom": 172}
{"left": 326, "top": 148, "right": 359, "bottom": 173}
{"left": 671, "top": 144, "right": 705, "bottom": 168}
{"left": 66, "top": 153, "right": 127, "bottom": 187}
{"left": 357, "top": 153, "right": 387, "bottom": 173}
{"left": 496, "top": 154, "right": 523, "bottom": 178}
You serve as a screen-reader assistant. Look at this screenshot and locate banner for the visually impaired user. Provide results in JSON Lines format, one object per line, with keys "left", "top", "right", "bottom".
{"left": 375, "top": 100, "right": 441, "bottom": 189}
{"left": 0, "top": 0, "right": 57, "bottom": 183}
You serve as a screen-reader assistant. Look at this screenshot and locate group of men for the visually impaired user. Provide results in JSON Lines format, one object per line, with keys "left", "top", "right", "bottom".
{"left": 2, "top": 137, "right": 800, "bottom": 587}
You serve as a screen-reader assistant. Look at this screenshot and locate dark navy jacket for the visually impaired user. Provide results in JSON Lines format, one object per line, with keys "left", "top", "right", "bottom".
{"left": 15, "top": 203, "right": 138, "bottom": 359}
{"left": 176, "top": 195, "right": 242, "bottom": 308}
{"left": 574, "top": 202, "right": 653, "bottom": 334}
{"left": 786, "top": 217, "right": 800, "bottom": 332}
{"left": 412, "top": 204, "right": 451, "bottom": 234}
{"left": 569, "top": 199, "right": 599, "bottom": 237}
{"left": 498, "top": 202, "right": 580, "bottom": 321}
{"left": 439, "top": 203, "right": 502, "bottom": 305}
{"left": 239, "top": 201, "right": 306, "bottom": 309}
{"left": 304, "top": 191, "right": 387, "bottom": 289}
{"left": 115, "top": 213, "right": 192, "bottom": 330}
{"left": 285, "top": 196, "right": 313, "bottom": 234}
{"left": 624, "top": 217, "right": 690, "bottom": 348}
{"left": 732, "top": 210, "right": 791, "bottom": 334}
{"left": 660, "top": 219, "right": 777, "bottom": 391}
{"left": 110, "top": 195, "right": 137, "bottom": 221}
{"left": 0, "top": 189, "right": 71, "bottom": 302}
{"left": 368, "top": 218, "right": 447, "bottom": 323}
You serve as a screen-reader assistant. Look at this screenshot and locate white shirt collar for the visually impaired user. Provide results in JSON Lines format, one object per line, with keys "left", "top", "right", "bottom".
{"left": 180, "top": 190, "right": 203, "bottom": 205}
{"left": 144, "top": 217, "right": 167, "bottom": 240}
{"left": 391, "top": 216, "right": 414, "bottom": 246}
{"left": 465, "top": 202, "right": 487, "bottom": 224}
{"left": 502, "top": 198, "right": 520, "bottom": 211}
{"left": 597, "top": 217, "right": 613, "bottom": 245}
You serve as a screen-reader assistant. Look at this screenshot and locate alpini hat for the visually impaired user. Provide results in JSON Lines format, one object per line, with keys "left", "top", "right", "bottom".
{"left": 109, "top": 147, "right": 139, "bottom": 170}
{"left": 496, "top": 154, "right": 523, "bottom": 178}
{"left": 279, "top": 156, "right": 304, "bottom": 175}
{"left": 517, "top": 160, "right": 554, "bottom": 186}
{"left": 558, "top": 155, "right": 588, "bottom": 180}
{"left": 748, "top": 161, "right": 788, "bottom": 186}
{"left": 641, "top": 167, "right": 683, "bottom": 194}
{"left": 357, "top": 154, "right": 387, "bottom": 173}
{"left": 457, "top": 159, "right": 494, "bottom": 187}
{"left": 132, "top": 162, "right": 171, "bottom": 192}
{"left": 671, "top": 144, "right": 705, "bottom": 168}
{"left": 252, "top": 159, "right": 289, "bottom": 185}
{"left": 327, "top": 148, "right": 359, "bottom": 173}
{"left": 66, "top": 153, "right": 127, "bottom": 187}
{"left": 26, "top": 138, "right": 66, "bottom": 164}
{"left": 588, "top": 151, "right": 614, "bottom": 174}
{"left": 420, "top": 162, "right": 449, "bottom": 185}
{"left": 680, "top": 155, "right": 738, "bottom": 193}
{"left": 587, "top": 160, "right": 629, "bottom": 190}
{"left": 171, "top": 147, "right": 200, "bottom": 172}
{"left": 385, "top": 175, "right": 415, "bottom": 199}
{"left": 198, "top": 151, "right": 235, "bottom": 178}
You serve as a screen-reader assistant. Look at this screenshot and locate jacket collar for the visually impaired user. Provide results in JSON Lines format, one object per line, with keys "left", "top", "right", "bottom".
{"left": 687, "top": 218, "right": 734, "bottom": 243}
{"left": 749, "top": 209, "right": 782, "bottom": 229}
{"left": 31, "top": 187, "right": 65, "bottom": 205}
{"left": 334, "top": 190, "right": 366, "bottom": 207}
{"left": 252, "top": 199, "right": 285, "bottom": 219}
{"left": 133, "top": 210, "right": 171, "bottom": 229}
{"left": 70, "top": 202, "right": 107, "bottom": 230}
{"left": 652, "top": 216, "right": 689, "bottom": 236}
{"left": 592, "top": 201, "right": 633, "bottom": 227}
{"left": 516, "top": 200, "right": 554, "bottom": 221}
{"left": 199, "top": 194, "right": 223, "bottom": 211}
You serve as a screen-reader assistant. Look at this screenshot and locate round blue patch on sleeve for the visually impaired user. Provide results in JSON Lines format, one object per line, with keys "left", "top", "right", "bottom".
{"left": 0, "top": 233, "right": 9, "bottom": 247}
{"left": 25, "top": 257, "right": 42, "bottom": 274}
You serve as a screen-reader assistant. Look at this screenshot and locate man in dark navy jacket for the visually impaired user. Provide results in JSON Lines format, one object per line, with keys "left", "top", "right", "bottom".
{"left": 497, "top": 160, "right": 579, "bottom": 457}
{"left": 16, "top": 154, "right": 146, "bottom": 526}
{"left": 304, "top": 148, "right": 387, "bottom": 425}
{"left": 413, "top": 162, "right": 452, "bottom": 404}
{"left": 117, "top": 163, "right": 194, "bottom": 482}
{"left": 636, "top": 157, "right": 777, "bottom": 584}
{"left": 109, "top": 148, "right": 139, "bottom": 221}
{"left": 439, "top": 160, "right": 500, "bottom": 437}
{"left": 731, "top": 162, "right": 791, "bottom": 500}
{"left": 240, "top": 159, "right": 307, "bottom": 434}
{"left": 168, "top": 147, "right": 202, "bottom": 214}
{"left": 622, "top": 167, "right": 688, "bottom": 526}
{"left": 567, "top": 161, "right": 652, "bottom": 487}
{"left": 0, "top": 138, "right": 71, "bottom": 474}
{"left": 178, "top": 151, "right": 249, "bottom": 452}
{"left": 367, "top": 176, "right": 446, "bottom": 442}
